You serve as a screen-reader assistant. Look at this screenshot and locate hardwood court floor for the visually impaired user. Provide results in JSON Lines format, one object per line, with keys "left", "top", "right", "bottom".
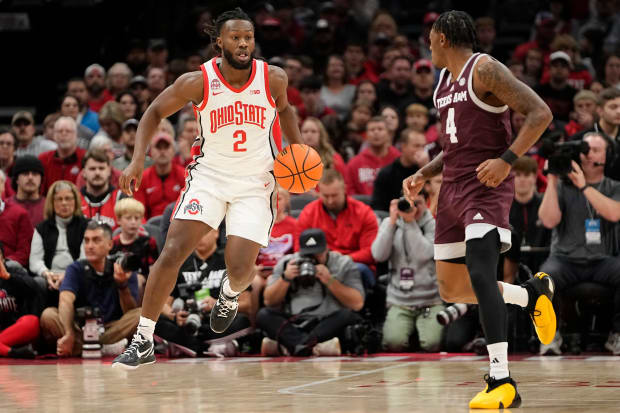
{"left": 0, "top": 354, "right": 619, "bottom": 412}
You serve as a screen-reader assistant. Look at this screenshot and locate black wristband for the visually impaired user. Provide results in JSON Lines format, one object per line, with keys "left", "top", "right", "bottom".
{"left": 579, "top": 184, "right": 588, "bottom": 192}
{"left": 500, "top": 149, "right": 518, "bottom": 165}
{"left": 281, "top": 274, "right": 291, "bottom": 283}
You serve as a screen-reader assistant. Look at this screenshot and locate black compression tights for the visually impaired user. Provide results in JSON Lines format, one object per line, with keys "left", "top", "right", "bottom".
{"left": 465, "top": 229, "right": 507, "bottom": 345}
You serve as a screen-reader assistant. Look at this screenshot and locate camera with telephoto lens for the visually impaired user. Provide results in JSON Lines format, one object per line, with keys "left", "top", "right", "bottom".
{"left": 436, "top": 303, "right": 469, "bottom": 326}
{"left": 294, "top": 256, "right": 318, "bottom": 288}
{"left": 108, "top": 251, "right": 141, "bottom": 272}
{"left": 398, "top": 197, "right": 422, "bottom": 213}
{"left": 76, "top": 306, "right": 104, "bottom": 358}
{"left": 172, "top": 283, "right": 203, "bottom": 336}
{"left": 538, "top": 133, "right": 590, "bottom": 177}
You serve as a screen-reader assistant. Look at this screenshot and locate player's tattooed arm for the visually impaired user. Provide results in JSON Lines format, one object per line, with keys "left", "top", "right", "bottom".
{"left": 419, "top": 151, "right": 444, "bottom": 179}
{"left": 269, "top": 65, "right": 303, "bottom": 145}
{"left": 476, "top": 58, "right": 553, "bottom": 157}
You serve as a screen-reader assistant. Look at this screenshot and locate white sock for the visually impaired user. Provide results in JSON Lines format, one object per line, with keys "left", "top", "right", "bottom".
{"left": 487, "top": 342, "right": 509, "bottom": 380}
{"left": 500, "top": 282, "right": 529, "bottom": 308}
{"left": 137, "top": 316, "right": 156, "bottom": 341}
{"left": 222, "top": 278, "right": 240, "bottom": 298}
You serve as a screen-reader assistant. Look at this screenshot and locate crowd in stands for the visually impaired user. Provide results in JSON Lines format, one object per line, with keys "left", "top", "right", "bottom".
{"left": 2, "top": 1, "right": 620, "bottom": 359}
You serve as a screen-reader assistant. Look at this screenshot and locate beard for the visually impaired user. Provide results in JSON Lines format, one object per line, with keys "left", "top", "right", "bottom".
{"left": 87, "top": 82, "right": 104, "bottom": 96}
{"left": 223, "top": 48, "right": 254, "bottom": 70}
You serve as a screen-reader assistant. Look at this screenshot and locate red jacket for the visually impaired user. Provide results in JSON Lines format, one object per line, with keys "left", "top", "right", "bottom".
{"left": 348, "top": 61, "right": 380, "bottom": 85}
{"left": 88, "top": 89, "right": 114, "bottom": 113}
{"left": 0, "top": 199, "right": 33, "bottom": 267}
{"left": 39, "top": 148, "right": 86, "bottom": 194}
{"left": 134, "top": 164, "right": 186, "bottom": 219}
{"left": 81, "top": 188, "right": 123, "bottom": 229}
{"left": 295, "top": 197, "right": 378, "bottom": 266}
{"left": 346, "top": 146, "right": 400, "bottom": 195}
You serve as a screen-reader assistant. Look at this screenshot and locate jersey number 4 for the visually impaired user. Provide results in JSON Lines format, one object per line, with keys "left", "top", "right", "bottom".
{"left": 233, "top": 130, "right": 247, "bottom": 152}
{"left": 446, "top": 107, "right": 458, "bottom": 143}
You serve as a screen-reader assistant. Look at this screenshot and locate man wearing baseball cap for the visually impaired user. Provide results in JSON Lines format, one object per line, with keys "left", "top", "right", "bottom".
{"left": 133, "top": 133, "right": 185, "bottom": 219}
{"left": 9, "top": 155, "right": 45, "bottom": 226}
{"left": 258, "top": 228, "right": 365, "bottom": 357}
{"left": 535, "top": 51, "right": 577, "bottom": 122}
{"left": 11, "top": 111, "right": 57, "bottom": 158}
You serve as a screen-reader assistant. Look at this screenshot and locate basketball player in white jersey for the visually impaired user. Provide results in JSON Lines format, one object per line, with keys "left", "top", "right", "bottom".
{"left": 113, "top": 8, "right": 303, "bottom": 369}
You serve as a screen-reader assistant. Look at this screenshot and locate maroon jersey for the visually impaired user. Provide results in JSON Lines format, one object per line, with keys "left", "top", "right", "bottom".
{"left": 433, "top": 53, "right": 513, "bottom": 183}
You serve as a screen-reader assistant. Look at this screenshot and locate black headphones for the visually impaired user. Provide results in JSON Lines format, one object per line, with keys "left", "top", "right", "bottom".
{"left": 583, "top": 130, "right": 616, "bottom": 174}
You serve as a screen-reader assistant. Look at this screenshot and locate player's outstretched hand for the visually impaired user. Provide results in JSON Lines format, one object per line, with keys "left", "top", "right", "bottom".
{"left": 476, "top": 158, "right": 512, "bottom": 188}
{"left": 119, "top": 161, "right": 144, "bottom": 196}
{"left": 402, "top": 172, "right": 425, "bottom": 203}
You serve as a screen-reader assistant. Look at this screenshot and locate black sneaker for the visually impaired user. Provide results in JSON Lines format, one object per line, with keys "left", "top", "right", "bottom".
{"left": 522, "top": 271, "right": 557, "bottom": 345}
{"left": 210, "top": 276, "right": 239, "bottom": 333}
{"left": 8, "top": 344, "right": 36, "bottom": 359}
{"left": 111, "top": 332, "right": 155, "bottom": 370}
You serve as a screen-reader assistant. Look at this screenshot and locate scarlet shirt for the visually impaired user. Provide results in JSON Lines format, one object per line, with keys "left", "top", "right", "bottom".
{"left": 134, "top": 164, "right": 186, "bottom": 219}
{"left": 39, "top": 148, "right": 86, "bottom": 194}
{"left": 0, "top": 199, "right": 33, "bottom": 267}
{"left": 88, "top": 89, "right": 115, "bottom": 113}
{"left": 345, "top": 146, "right": 401, "bottom": 195}
{"left": 295, "top": 197, "right": 378, "bottom": 266}
{"left": 81, "top": 187, "right": 123, "bottom": 229}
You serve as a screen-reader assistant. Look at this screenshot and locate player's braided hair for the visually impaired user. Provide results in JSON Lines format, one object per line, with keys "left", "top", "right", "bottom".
{"left": 204, "top": 7, "right": 253, "bottom": 54}
{"left": 432, "top": 10, "right": 478, "bottom": 50}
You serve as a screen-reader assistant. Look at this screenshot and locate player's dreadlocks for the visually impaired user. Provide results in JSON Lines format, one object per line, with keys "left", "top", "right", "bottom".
{"left": 204, "top": 7, "right": 253, "bottom": 54}
{"left": 432, "top": 10, "right": 478, "bottom": 50}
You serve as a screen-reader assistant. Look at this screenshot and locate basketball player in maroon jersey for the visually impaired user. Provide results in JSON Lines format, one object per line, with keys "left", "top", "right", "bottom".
{"left": 113, "top": 8, "right": 302, "bottom": 369}
{"left": 403, "top": 11, "right": 555, "bottom": 408}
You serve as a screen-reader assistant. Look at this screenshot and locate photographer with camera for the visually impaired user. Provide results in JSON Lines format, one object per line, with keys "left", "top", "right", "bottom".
{"left": 538, "top": 132, "right": 620, "bottom": 355}
{"left": 154, "top": 229, "right": 252, "bottom": 357}
{"left": 40, "top": 221, "right": 140, "bottom": 357}
{"left": 371, "top": 190, "right": 444, "bottom": 352}
{"left": 258, "top": 228, "right": 365, "bottom": 356}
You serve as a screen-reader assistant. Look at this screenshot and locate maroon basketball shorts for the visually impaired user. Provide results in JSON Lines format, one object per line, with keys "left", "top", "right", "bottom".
{"left": 434, "top": 178, "right": 514, "bottom": 260}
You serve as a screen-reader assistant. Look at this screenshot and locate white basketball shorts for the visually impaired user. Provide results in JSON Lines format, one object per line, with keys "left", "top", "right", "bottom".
{"left": 172, "top": 164, "right": 278, "bottom": 247}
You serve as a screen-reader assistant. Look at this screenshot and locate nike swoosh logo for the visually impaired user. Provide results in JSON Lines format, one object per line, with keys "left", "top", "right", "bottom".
{"left": 264, "top": 182, "right": 269, "bottom": 187}
{"left": 212, "top": 91, "right": 223, "bottom": 96}
{"left": 137, "top": 346, "right": 153, "bottom": 358}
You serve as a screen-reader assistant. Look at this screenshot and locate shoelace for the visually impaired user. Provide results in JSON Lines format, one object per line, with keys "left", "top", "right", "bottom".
{"left": 216, "top": 295, "right": 238, "bottom": 318}
{"left": 125, "top": 333, "right": 147, "bottom": 353}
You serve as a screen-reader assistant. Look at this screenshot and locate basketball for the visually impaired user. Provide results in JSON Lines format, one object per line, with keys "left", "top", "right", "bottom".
{"left": 273, "top": 144, "right": 323, "bottom": 193}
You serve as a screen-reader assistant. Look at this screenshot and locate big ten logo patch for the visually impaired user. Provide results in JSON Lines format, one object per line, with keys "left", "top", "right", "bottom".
{"left": 184, "top": 198, "right": 203, "bottom": 215}
{"left": 250, "top": 89, "right": 261, "bottom": 95}
{"left": 211, "top": 78, "right": 221, "bottom": 91}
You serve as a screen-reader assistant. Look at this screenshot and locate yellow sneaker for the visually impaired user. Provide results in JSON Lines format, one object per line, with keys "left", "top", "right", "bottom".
{"left": 522, "top": 272, "right": 556, "bottom": 345}
{"left": 469, "top": 375, "right": 522, "bottom": 409}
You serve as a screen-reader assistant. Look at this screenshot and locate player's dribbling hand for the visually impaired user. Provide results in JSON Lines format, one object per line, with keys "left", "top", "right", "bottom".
{"left": 402, "top": 172, "right": 425, "bottom": 203}
{"left": 476, "top": 158, "right": 511, "bottom": 188}
{"left": 119, "top": 161, "right": 144, "bottom": 196}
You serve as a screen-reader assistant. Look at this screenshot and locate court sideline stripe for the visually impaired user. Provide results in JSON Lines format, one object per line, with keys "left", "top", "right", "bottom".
{"left": 277, "top": 361, "right": 416, "bottom": 395}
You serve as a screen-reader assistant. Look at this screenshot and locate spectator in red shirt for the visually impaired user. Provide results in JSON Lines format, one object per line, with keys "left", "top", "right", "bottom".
{"left": 296, "top": 76, "right": 338, "bottom": 124}
{"left": 134, "top": 133, "right": 185, "bottom": 219}
{"left": 564, "top": 90, "right": 598, "bottom": 137}
{"left": 80, "top": 149, "right": 123, "bottom": 229}
{"left": 512, "top": 16, "right": 556, "bottom": 63}
{"left": 9, "top": 155, "right": 45, "bottom": 226}
{"left": 39, "top": 117, "right": 86, "bottom": 194}
{"left": 84, "top": 64, "right": 114, "bottom": 113}
{"left": 344, "top": 40, "right": 379, "bottom": 85}
{"left": 540, "top": 35, "right": 593, "bottom": 90}
{"left": 346, "top": 116, "right": 400, "bottom": 195}
{"left": 296, "top": 169, "right": 378, "bottom": 287}
{"left": 0, "top": 170, "right": 33, "bottom": 268}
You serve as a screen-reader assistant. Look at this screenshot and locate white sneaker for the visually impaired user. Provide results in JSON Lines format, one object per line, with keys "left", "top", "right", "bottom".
{"left": 102, "top": 338, "right": 128, "bottom": 356}
{"left": 312, "top": 337, "right": 341, "bottom": 357}
{"left": 207, "top": 340, "right": 238, "bottom": 358}
{"left": 604, "top": 332, "right": 620, "bottom": 355}
{"left": 539, "top": 331, "right": 563, "bottom": 355}
{"left": 260, "top": 337, "right": 290, "bottom": 356}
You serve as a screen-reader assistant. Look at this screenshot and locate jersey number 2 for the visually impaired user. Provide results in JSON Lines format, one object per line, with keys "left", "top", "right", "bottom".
{"left": 446, "top": 107, "right": 458, "bottom": 143}
{"left": 233, "top": 130, "right": 247, "bottom": 152}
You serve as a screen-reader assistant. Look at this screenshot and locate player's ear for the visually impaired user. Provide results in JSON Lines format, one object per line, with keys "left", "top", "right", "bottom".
{"left": 217, "top": 36, "right": 222, "bottom": 50}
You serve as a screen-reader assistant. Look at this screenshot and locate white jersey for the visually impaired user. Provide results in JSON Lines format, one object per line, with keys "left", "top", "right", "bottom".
{"left": 192, "top": 57, "right": 282, "bottom": 176}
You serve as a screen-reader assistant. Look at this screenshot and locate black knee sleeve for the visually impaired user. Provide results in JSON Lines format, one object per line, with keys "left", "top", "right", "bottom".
{"left": 465, "top": 229, "right": 507, "bottom": 344}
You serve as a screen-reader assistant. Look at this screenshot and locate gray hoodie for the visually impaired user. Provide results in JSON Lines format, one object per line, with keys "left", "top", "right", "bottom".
{"left": 371, "top": 210, "right": 441, "bottom": 308}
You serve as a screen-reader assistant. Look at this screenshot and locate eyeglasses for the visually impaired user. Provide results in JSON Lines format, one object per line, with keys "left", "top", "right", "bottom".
{"left": 53, "top": 196, "right": 75, "bottom": 203}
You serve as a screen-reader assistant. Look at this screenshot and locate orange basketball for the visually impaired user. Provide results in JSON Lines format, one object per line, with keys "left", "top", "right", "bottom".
{"left": 273, "top": 144, "right": 323, "bottom": 193}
